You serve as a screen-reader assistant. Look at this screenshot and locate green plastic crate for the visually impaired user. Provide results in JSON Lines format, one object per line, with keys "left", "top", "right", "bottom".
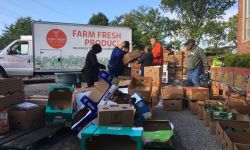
{"left": 81, "top": 125, "right": 143, "bottom": 150}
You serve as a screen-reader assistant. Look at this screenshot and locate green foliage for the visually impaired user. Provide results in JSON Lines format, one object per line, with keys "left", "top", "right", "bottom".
{"left": 0, "top": 17, "right": 32, "bottom": 49}
{"left": 226, "top": 14, "right": 237, "bottom": 46}
{"left": 165, "top": 40, "right": 181, "bottom": 50}
{"left": 203, "top": 21, "right": 227, "bottom": 48}
{"left": 110, "top": 6, "right": 180, "bottom": 49}
{"left": 224, "top": 54, "right": 250, "bottom": 68}
{"left": 88, "top": 12, "right": 109, "bottom": 26}
{"left": 160, "top": 0, "right": 235, "bottom": 43}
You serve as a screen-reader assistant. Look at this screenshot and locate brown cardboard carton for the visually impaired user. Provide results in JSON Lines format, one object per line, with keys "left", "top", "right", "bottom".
{"left": 186, "top": 87, "right": 209, "bottom": 101}
{"left": 144, "top": 66, "right": 162, "bottom": 86}
{"left": 221, "top": 68, "right": 234, "bottom": 85}
{"left": 210, "top": 67, "right": 218, "bottom": 81}
{"left": 98, "top": 104, "right": 135, "bottom": 127}
{"left": 189, "top": 100, "right": 198, "bottom": 115}
{"left": 174, "top": 51, "right": 183, "bottom": 56}
{"left": 167, "top": 55, "right": 176, "bottom": 63}
{"left": 88, "top": 80, "right": 110, "bottom": 102}
{"left": 122, "top": 49, "right": 141, "bottom": 64}
{"left": 234, "top": 68, "right": 250, "bottom": 90}
{"left": 8, "top": 105, "right": 45, "bottom": 129}
{"left": 0, "top": 109, "right": 9, "bottom": 134}
{"left": 151, "top": 96, "right": 159, "bottom": 107}
{"left": 223, "top": 132, "right": 250, "bottom": 150}
{"left": 151, "top": 86, "right": 160, "bottom": 97}
{"left": 234, "top": 144, "right": 250, "bottom": 150}
{"left": 176, "top": 71, "right": 183, "bottom": 79}
{"left": 211, "top": 81, "right": 220, "bottom": 96}
{"left": 216, "top": 121, "right": 250, "bottom": 148}
{"left": 128, "top": 76, "right": 152, "bottom": 103}
{"left": 163, "top": 100, "right": 182, "bottom": 111}
{"left": 163, "top": 53, "right": 169, "bottom": 62}
{"left": 131, "top": 64, "right": 141, "bottom": 76}
{"left": 197, "top": 101, "right": 205, "bottom": 119}
{"left": 161, "top": 86, "right": 184, "bottom": 100}
{"left": 175, "top": 55, "right": 183, "bottom": 67}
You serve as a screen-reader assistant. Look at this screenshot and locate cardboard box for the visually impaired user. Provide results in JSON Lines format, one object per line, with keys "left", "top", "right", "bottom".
{"left": 234, "top": 144, "right": 250, "bottom": 150}
{"left": 128, "top": 76, "right": 152, "bottom": 103}
{"left": 151, "top": 86, "right": 160, "bottom": 97}
{"left": 216, "top": 121, "right": 250, "bottom": 148}
{"left": 98, "top": 104, "right": 135, "bottom": 127}
{"left": 223, "top": 132, "right": 250, "bottom": 150}
{"left": 46, "top": 86, "right": 74, "bottom": 127}
{"left": 0, "top": 78, "right": 23, "bottom": 95}
{"left": 163, "top": 53, "right": 169, "bottom": 62}
{"left": 176, "top": 71, "right": 183, "bottom": 79}
{"left": 0, "top": 109, "right": 9, "bottom": 134}
{"left": 197, "top": 101, "right": 205, "bottom": 119}
{"left": 142, "top": 120, "right": 175, "bottom": 149}
{"left": 211, "top": 81, "right": 220, "bottom": 96}
{"left": 221, "top": 68, "right": 234, "bottom": 85}
{"left": 175, "top": 55, "right": 183, "bottom": 67}
{"left": 210, "top": 67, "right": 218, "bottom": 81}
{"left": 161, "top": 86, "right": 184, "bottom": 100}
{"left": 163, "top": 100, "right": 182, "bottom": 111}
{"left": 122, "top": 49, "right": 141, "bottom": 64}
{"left": 144, "top": 66, "right": 162, "bottom": 86}
{"left": 186, "top": 87, "right": 209, "bottom": 101}
{"left": 189, "top": 100, "right": 198, "bottom": 115}
{"left": 166, "top": 55, "right": 176, "bottom": 63}
{"left": 234, "top": 68, "right": 250, "bottom": 90}
{"left": 151, "top": 96, "right": 159, "bottom": 107}
{"left": 9, "top": 105, "right": 45, "bottom": 129}
{"left": 81, "top": 125, "right": 143, "bottom": 150}
{"left": 131, "top": 64, "right": 141, "bottom": 76}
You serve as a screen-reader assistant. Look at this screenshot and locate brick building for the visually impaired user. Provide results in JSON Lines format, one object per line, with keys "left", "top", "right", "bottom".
{"left": 238, "top": 0, "right": 250, "bottom": 53}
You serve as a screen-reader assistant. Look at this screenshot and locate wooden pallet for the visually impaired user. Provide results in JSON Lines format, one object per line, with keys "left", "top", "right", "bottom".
{"left": 0, "top": 126, "right": 63, "bottom": 149}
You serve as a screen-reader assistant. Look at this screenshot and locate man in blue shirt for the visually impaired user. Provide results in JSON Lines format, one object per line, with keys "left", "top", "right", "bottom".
{"left": 108, "top": 41, "right": 130, "bottom": 77}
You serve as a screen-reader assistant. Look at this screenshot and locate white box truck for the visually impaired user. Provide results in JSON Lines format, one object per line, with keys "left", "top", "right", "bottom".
{"left": 0, "top": 21, "right": 132, "bottom": 77}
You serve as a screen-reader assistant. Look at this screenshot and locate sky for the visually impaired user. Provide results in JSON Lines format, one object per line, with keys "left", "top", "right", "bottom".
{"left": 0, "top": 0, "right": 238, "bottom": 37}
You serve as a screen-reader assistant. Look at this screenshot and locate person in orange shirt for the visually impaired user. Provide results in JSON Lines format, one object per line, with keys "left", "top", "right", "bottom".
{"left": 150, "top": 38, "right": 163, "bottom": 66}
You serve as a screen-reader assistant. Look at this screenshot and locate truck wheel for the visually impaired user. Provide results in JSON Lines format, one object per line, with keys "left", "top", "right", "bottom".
{"left": 0, "top": 68, "right": 7, "bottom": 78}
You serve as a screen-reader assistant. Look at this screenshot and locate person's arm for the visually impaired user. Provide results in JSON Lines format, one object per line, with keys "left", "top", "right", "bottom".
{"left": 152, "top": 43, "right": 162, "bottom": 59}
{"left": 138, "top": 54, "right": 146, "bottom": 64}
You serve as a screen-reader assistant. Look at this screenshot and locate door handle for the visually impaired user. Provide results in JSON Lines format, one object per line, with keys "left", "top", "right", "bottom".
{"left": 27, "top": 60, "right": 31, "bottom": 63}
{"left": 40, "top": 52, "right": 44, "bottom": 54}
{"left": 58, "top": 58, "right": 61, "bottom": 62}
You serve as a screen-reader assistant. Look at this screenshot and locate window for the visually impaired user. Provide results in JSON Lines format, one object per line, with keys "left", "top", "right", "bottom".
{"left": 8, "top": 41, "right": 29, "bottom": 55}
{"left": 246, "top": 0, "right": 250, "bottom": 40}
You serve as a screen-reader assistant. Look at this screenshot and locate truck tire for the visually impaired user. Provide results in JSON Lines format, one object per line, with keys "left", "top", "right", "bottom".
{"left": 0, "top": 68, "right": 7, "bottom": 78}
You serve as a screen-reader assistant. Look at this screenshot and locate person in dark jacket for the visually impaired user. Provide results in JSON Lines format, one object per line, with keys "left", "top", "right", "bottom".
{"left": 108, "top": 41, "right": 130, "bottom": 77}
{"left": 83, "top": 44, "right": 106, "bottom": 87}
{"left": 138, "top": 46, "right": 153, "bottom": 76}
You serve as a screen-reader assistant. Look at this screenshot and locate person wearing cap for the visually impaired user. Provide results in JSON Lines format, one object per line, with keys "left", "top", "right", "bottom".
{"left": 83, "top": 44, "right": 106, "bottom": 87}
{"left": 108, "top": 41, "right": 130, "bottom": 77}
{"left": 150, "top": 38, "right": 163, "bottom": 66}
{"left": 185, "top": 39, "right": 209, "bottom": 87}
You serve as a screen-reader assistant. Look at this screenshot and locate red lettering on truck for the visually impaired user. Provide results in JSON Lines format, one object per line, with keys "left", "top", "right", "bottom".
{"left": 73, "top": 30, "right": 95, "bottom": 38}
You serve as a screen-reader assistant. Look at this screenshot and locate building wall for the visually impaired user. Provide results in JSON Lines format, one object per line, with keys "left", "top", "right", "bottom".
{"left": 238, "top": 0, "right": 250, "bottom": 54}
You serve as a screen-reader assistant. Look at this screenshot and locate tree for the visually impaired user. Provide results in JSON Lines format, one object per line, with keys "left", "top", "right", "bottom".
{"left": 161, "top": 0, "right": 235, "bottom": 43}
{"left": 88, "top": 12, "right": 109, "bottom": 26}
{"left": 111, "top": 6, "right": 180, "bottom": 49}
{"left": 226, "top": 14, "right": 237, "bottom": 47}
{"left": 0, "top": 17, "right": 33, "bottom": 49}
{"left": 203, "top": 21, "right": 226, "bottom": 48}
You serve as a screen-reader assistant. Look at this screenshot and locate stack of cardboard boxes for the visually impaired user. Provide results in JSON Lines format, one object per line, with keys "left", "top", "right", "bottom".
{"left": 185, "top": 87, "right": 210, "bottom": 115}
{"left": 182, "top": 51, "right": 188, "bottom": 79}
{"left": 144, "top": 66, "right": 162, "bottom": 106}
{"left": 161, "top": 86, "right": 184, "bottom": 111}
{"left": 0, "top": 78, "right": 45, "bottom": 134}
{"left": 174, "top": 51, "right": 183, "bottom": 80}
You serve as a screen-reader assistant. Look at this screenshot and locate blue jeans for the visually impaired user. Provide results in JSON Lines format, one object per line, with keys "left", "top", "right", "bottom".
{"left": 187, "top": 67, "right": 203, "bottom": 87}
